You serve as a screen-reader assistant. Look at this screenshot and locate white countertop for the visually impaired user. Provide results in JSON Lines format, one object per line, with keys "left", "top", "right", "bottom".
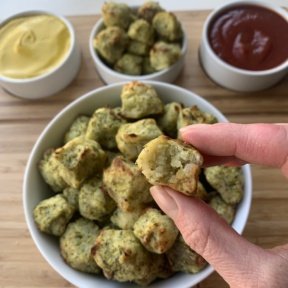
{"left": 1, "top": 0, "right": 288, "bottom": 19}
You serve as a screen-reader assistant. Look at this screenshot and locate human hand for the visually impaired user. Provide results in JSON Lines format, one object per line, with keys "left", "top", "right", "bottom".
{"left": 150, "top": 123, "right": 288, "bottom": 288}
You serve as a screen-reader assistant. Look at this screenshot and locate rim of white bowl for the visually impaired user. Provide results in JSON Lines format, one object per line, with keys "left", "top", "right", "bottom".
{"left": 89, "top": 18, "right": 188, "bottom": 81}
{"left": 23, "top": 81, "right": 252, "bottom": 287}
{"left": 202, "top": 0, "right": 288, "bottom": 76}
{"left": 0, "top": 10, "right": 76, "bottom": 83}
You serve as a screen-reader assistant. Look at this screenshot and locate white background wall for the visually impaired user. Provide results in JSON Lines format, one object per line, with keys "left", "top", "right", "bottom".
{"left": 1, "top": 0, "right": 288, "bottom": 19}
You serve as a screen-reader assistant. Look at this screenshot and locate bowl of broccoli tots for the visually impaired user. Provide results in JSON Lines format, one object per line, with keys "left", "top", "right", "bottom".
{"left": 23, "top": 81, "right": 252, "bottom": 287}
{"left": 89, "top": 2, "right": 188, "bottom": 84}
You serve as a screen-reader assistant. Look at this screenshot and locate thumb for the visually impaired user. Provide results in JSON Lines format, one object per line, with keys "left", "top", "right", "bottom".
{"left": 150, "top": 185, "right": 273, "bottom": 288}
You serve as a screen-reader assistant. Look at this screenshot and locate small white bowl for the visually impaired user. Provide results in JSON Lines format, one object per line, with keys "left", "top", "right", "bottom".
{"left": 23, "top": 81, "right": 252, "bottom": 288}
{"left": 0, "top": 11, "right": 81, "bottom": 99}
{"left": 89, "top": 18, "right": 187, "bottom": 84}
{"left": 200, "top": 0, "right": 288, "bottom": 92}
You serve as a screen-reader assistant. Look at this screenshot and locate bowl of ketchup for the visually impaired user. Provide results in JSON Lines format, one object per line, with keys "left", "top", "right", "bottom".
{"left": 200, "top": 0, "right": 288, "bottom": 92}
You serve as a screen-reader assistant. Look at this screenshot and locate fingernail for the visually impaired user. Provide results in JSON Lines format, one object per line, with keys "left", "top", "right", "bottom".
{"left": 150, "top": 186, "right": 178, "bottom": 219}
{"left": 179, "top": 124, "right": 209, "bottom": 137}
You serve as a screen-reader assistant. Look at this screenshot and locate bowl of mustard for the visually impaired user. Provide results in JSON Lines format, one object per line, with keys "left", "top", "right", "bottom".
{"left": 0, "top": 11, "right": 81, "bottom": 99}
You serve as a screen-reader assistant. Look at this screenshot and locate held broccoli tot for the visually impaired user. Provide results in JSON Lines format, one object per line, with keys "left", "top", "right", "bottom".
{"left": 60, "top": 218, "right": 101, "bottom": 274}
{"left": 116, "top": 118, "right": 163, "bottom": 160}
{"left": 133, "top": 208, "right": 179, "bottom": 254}
{"left": 103, "top": 156, "right": 153, "bottom": 211}
{"left": 53, "top": 136, "right": 106, "bottom": 189}
{"left": 136, "top": 135, "right": 203, "bottom": 196}
{"left": 86, "top": 107, "right": 127, "bottom": 150}
{"left": 120, "top": 81, "right": 164, "bottom": 119}
{"left": 33, "top": 194, "right": 74, "bottom": 236}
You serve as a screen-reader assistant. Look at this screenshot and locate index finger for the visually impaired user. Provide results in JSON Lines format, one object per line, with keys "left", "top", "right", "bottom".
{"left": 180, "top": 123, "right": 288, "bottom": 177}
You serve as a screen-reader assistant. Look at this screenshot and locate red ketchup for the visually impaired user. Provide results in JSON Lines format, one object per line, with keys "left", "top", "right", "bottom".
{"left": 208, "top": 5, "right": 288, "bottom": 71}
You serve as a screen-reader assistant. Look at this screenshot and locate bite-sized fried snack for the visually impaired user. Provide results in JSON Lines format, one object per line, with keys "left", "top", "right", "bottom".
{"left": 204, "top": 166, "right": 243, "bottom": 204}
{"left": 63, "top": 187, "right": 80, "bottom": 211}
{"left": 137, "top": 1, "right": 164, "bottom": 23}
{"left": 110, "top": 207, "right": 145, "bottom": 230}
{"left": 54, "top": 137, "right": 106, "bottom": 189}
{"left": 64, "top": 115, "right": 90, "bottom": 144}
{"left": 94, "top": 26, "right": 128, "bottom": 65}
{"left": 152, "top": 12, "right": 182, "bottom": 42}
{"left": 39, "top": 149, "right": 67, "bottom": 193}
{"left": 86, "top": 107, "right": 127, "bottom": 150}
{"left": 127, "top": 40, "right": 150, "bottom": 56}
{"left": 120, "top": 81, "right": 164, "bottom": 119}
{"left": 133, "top": 208, "right": 178, "bottom": 254}
{"left": 116, "top": 118, "right": 163, "bottom": 160}
{"left": 103, "top": 156, "right": 152, "bottom": 211}
{"left": 142, "top": 57, "right": 156, "bottom": 74}
{"left": 33, "top": 194, "right": 74, "bottom": 236}
{"left": 128, "top": 19, "right": 155, "bottom": 45}
{"left": 157, "top": 102, "right": 183, "bottom": 138}
{"left": 150, "top": 41, "right": 181, "bottom": 71}
{"left": 92, "top": 229, "right": 166, "bottom": 285}
{"left": 209, "top": 195, "right": 235, "bottom": 224}
{"left": 102, "top": 2, "right": 134, "bottom": 30}
{"left": 79, "top": 176, "right": 116, "bottom": 222}
{"left": 166, "top": 235, "right": 207, "bottom": 273}
{"left": 136, "top": 135, "right": 203, "bottom": 196}
{"left": 60, "top": 218, "right": 100, "bottom": 274}
{"left": 177, "top": 105, "right": 218, "bottom": 133}
{"left": 114, "top": 53, "right": 143, "bottom": 76}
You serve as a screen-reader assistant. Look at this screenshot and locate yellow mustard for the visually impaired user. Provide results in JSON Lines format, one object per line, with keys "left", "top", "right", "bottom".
{"left": 0, "top": 15, "right": 71, "bottom": 79}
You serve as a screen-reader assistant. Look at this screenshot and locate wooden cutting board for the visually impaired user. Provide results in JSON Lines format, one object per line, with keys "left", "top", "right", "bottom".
{"left": 1, "top": 11, "right": 288, "bottom": 288}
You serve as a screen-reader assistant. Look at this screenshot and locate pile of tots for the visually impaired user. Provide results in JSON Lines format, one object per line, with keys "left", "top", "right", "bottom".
{"left": 93, "top": 1, "right": 183, "bottom": 75}
{"left": 33, "top": 81, "right": 243, "bottom": 285}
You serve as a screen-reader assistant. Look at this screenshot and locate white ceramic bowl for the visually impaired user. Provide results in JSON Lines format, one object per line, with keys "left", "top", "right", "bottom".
{"left": 0, "top": 11, "right": 81, "bottom": 99}
{"left": 199, "top": 0, "right": 288, "bottom": 92}
{"left": 89, "top": 19, "right": 187, "bottom": 84}
{"left": 23, "top": 81, "right": 252, "bottom": 288}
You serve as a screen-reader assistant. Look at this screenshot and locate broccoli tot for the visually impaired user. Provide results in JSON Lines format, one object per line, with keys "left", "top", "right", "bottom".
{"left": 103, "top": 156, "right": 152, "bottom": 211}
{"left": 150, "top": 41, "right": 181, "bottom": 71}
{"left": 133, "top": 208, "right": 179, "bottom": 254}
{"left": 120, "top": 81, "right": 164, "bottom": 119}
{"left": 33, "top": 194, "right": 74, "bottom": 236}
{"left": 101, "top": 2, "right": 134, "bottom": 30}
{"left": 137, "top": 135, "right": 203, "bottom": 196}
{"left": 86, "top": 107, "right": 126, "bottom": 150}
{"left": 116, "top": 118, "right": 163, "bottom": 160}
{"left": 93, "top": 26, "right": 128, "bottom": 65}
{"left": 79, "top": 176, "right": 116, "bottom": 222}
{"left": 60, "top": 218, "right": 101, "bottom": 274}
{"left": 64, "top": 115, "right": 90, "bottom": 144}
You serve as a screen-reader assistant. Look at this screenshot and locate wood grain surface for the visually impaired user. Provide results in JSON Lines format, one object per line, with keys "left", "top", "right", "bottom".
{"left": 1, "top": 11, "right": 288, "bottom": 288}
